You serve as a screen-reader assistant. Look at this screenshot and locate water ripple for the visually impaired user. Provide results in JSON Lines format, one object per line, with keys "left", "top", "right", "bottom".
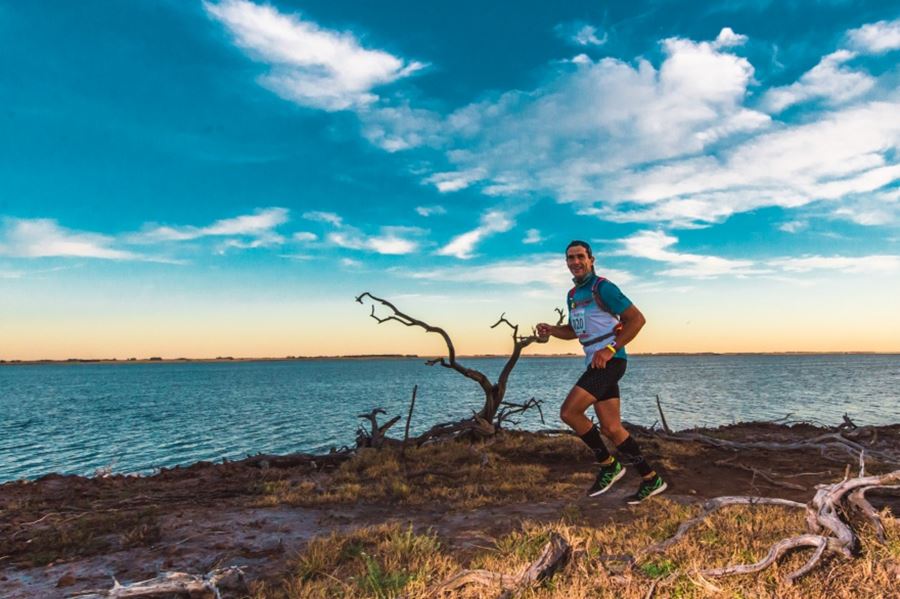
{"left": 1, "top": 355, "right": 898, "bottom": 481}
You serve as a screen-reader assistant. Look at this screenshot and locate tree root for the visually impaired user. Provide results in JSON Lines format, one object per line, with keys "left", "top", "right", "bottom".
{"left": 424, "top": 532, "right": 570, "bottom": 598}
{"left": 642, "top": 469, "right": 900, "bottom": 583}
{"left": 72, "top": 566, "right": 245, "bottom": 598}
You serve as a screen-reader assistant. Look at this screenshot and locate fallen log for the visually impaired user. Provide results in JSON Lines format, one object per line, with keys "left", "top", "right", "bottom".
{"left": 424, "top": 532, "right": 570, "bottom": 598}
{"left": 71, "top": 566, "right": 244, "bottom": 598}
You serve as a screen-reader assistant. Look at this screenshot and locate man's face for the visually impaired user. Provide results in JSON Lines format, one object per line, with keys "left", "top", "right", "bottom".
{"left": 566, "top": 246, "right": 594, "bottom": 279}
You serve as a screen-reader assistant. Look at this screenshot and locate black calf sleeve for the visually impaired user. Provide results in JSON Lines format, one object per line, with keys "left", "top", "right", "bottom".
{"left": 616, "top": 435, "right": 654, "bottom": 477}
{"left": 579, "top": 425, "right": 612, "bottom": 463}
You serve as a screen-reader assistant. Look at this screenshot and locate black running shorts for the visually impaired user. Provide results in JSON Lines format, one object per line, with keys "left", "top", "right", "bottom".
{"left": 575, "top": 358, "right": 627, "bottom": 402}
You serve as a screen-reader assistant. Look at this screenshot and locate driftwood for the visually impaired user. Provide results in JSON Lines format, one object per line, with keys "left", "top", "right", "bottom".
{"left": 356, "top": 407, "right": 402, "bottom": 448}
{"left": 356, "top": 292, "right": 563, "bottom": 424}
{"left": 641, "top": 468, "right": 900, "bottom": 583}
{"left": 651, "top": 396, "right": 899, "bottom": 466}
{"left": 425, "top": 532, "right": 570, "bottom": 598}
{"left": 495, "top": 397, "right": 546, "bottom": 429}
{"left": 72, "top": 567, "right": 244, "bottom": 598}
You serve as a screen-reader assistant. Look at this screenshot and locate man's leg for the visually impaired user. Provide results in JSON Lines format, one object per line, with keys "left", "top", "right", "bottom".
{"left": 594, "top": 399, "right": 667, "bottom": 503}
{"left": 560, "top": 386, "right": 624, "bottom": 496}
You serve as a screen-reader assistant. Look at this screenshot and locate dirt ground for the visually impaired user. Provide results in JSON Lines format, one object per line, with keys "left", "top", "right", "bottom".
{"left": 1, "top": 422, "right": 898, "bottom": 598}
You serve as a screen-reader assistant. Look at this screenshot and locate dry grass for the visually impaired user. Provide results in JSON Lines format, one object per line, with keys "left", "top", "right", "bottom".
{"left": 255, "top": 501, "right": 899, "bottom": 598}
{"left": 9, "top": 507, "right": 160, "bottom": 566}
{"left": 253, "top": 432, "right": 590, "bottom": 510}
{"left": 249, "top": 523, "right": 458, "bottom": 599}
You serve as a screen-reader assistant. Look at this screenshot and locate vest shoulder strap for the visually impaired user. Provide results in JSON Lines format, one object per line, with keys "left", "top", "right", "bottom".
{"left": 591, "top": 276, "right": 614, "bottom": 315}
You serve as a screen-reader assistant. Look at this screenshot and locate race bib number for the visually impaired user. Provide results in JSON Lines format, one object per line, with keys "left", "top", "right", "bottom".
{"left": 570, "top": 308, "right": 586, "bottom": 336}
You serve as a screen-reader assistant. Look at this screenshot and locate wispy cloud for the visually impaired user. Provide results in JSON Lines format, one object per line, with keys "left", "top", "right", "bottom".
{"left": 618, "top": 230, "right": 763, "bottom": 278}
{"left": 401, "top": 254, "right": 634, "bottom": 288}
{"left": 769, "top": 255, "right": 900, "bottom": 273}
{"left": 760, "top": 50, "right": 874, "bottom": 113}
{"left": 135, "top": 207, "right": 289, "bottom": 246}
{"left": 328, "top": 225, "right": 425, "bottom": 255}
{"left": 303, "top": 211, "right": 343, "bottom": 226}
{"left": 416, "top": 205, "right": 446, "bottom": 217}
{"left": 424, "top": 169, "right": 485, "bottom": 193}
{"left": 436, "top": 209, "right": 514, "bottom": 259}
{"left": 0, "top": 218, "right": 167, "bottom": 262}
{"left": 204, "top": 0, "right": 424, "bottom": 111}
{"left": 847, "top": 18, "right": 900, "bottom": 54}
{"left": 293, "top": 231, "right": 318, "bottom": 242}
{"left": 523, "top": 229, "right": 544, "bottom": 244}
{"left": 779, "top": 220, "right": 807, "bottom": 233}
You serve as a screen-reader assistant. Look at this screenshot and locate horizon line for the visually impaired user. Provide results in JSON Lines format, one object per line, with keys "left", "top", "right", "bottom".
{"left": 2, "top": 350, "right": 899, "bottom": 365}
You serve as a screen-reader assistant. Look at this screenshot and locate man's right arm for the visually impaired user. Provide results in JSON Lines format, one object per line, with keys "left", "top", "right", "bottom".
{"left": 536, "top": 323, "right": 577, "bottom": 340}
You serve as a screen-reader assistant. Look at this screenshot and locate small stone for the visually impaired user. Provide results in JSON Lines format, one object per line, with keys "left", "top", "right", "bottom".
{"left": 56, "top": 573, "right": 76, "bottom": 588}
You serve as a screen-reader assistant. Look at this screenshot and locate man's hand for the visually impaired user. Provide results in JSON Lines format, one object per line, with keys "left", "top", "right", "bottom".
{"left": 536, "top": 322, "right": 553, "bottom": 340}
{"left": 590, "top": 346, "right": 616, "bottom": 369}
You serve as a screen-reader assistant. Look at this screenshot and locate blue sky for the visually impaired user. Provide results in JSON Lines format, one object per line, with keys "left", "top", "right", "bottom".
{"left": 1, "top": 0, "right": 899, "bottom": 359}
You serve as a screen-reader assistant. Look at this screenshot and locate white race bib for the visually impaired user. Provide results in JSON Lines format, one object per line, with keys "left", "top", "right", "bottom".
{"left": 570, "top": 308, "right": 586, "bottom": 336}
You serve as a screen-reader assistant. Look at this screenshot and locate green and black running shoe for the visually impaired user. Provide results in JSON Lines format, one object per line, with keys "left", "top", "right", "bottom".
{"left": 626, "top": 475, "right": 668, "bottom": 504}
{"left": 587, "top": 460, "right": 626, "bottom": 497}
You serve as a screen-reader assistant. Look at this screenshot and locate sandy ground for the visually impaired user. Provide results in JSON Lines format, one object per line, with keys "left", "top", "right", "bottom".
{"left": 1, "top": 422, "right": 898, "bottom": 598}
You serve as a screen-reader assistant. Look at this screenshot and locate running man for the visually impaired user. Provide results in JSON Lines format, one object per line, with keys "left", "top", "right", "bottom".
{"left": 537, "top": 240, "right": 667, "bottom": 504}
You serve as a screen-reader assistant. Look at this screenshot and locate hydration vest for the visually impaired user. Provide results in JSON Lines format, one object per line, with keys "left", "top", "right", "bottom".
{"left": 567, "top": 275, "right": 623, "bottom": 348}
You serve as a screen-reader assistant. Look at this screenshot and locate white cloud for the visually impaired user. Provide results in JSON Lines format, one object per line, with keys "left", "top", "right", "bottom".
{"left": 847, "top": 18, "right": 900, "bottom": 54}
{"left": 831, "top": 187, "right": 900, "bottom": 225}
{"left": 712, "top": 27, "right": 748, "bottom": 49}
{"left": 0, "top": 218, "right": 152, "bottom": 261}
{"left": 293, "top": 231, "right": 318, "bottom": 242}
{"left": 204, "top": 0, "right": 424, "bottom": 111}
{"left": 402, "top": 254, "right": 634, "bottom": 288}
{"left": 761, "top": 50, "right": 875, "bottom": 113}
{"left": 436, "top": 210, "right": 514, "bottom": 259}
{"left": 769, "top": 254, "right": 900, "bottom": 273}
{"left": 779, "top": 220, "right": 807, "bottom": 233}
{"left": 359, "top": 102, "right": 442, "bottom": 152}
{"left": 417, "top": 30, "right": 769, "bottom": 208}
{"left": 416, "top": 205, "right": 447, "bottom": 217}
{"left": 341, "top": 257, "right": 362, "bottom": 268}
{"left": 523, "top": 229, "right": 543, "bottom": 244}
{"left": 618, "top": 230, "right": 763, "bottom": 278}
{"left": 302, "top": 211, "right": 343, "bottom": 226}
{"left": 328, "top": 225, "right": 424, "bottom": 255}
{"left": 134, "top": 207, "right": 288, "bottom": 247}
{"left": 554, "top": 22, "right": 607, "bottom": 47}
{"left": 425, "top": 169, "right": 485, "bottom": 193}
{"left": 600, "top": 101, "right": 900, "bottom": 226}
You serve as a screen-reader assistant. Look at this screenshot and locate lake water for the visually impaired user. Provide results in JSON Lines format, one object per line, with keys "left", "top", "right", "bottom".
{"left": 1, "top": 354, "right": 897, "bottom": 482}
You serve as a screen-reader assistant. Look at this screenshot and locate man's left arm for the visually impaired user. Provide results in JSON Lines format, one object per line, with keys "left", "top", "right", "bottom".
{"left": 591, "top": 304, "right": 646, "bottom": 368}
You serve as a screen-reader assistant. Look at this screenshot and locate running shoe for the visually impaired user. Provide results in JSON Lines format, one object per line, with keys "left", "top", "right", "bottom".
{"left": 626, "top": 475, "right": 668, "bottom": 504}
{"left": 587, "top": 460, "right": 625, "bottom": 496}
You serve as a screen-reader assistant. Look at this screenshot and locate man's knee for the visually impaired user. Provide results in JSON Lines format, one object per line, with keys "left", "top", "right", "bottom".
{"left": 560, "top": 404, "right": 584, "bottom": 425}
{"left": 601, "top": 422, "right": 625, "bottom": 439}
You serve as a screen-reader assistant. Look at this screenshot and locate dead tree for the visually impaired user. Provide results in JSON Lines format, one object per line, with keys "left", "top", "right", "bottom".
{"left": 641, "top": 468, "right": 900, "bottom": 583}
{"left": 356, "top": 292, "right": 564, "bottom": 426}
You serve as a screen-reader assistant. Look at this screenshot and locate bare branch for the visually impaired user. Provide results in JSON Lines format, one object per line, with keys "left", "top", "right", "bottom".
{"left": 643, "top": 496, "right": 806, "bottom": 555}
{"left": 655, "top": 394, "right": 672, "bottom": 434}
{"left": 403, "top": 385, "right": 418, "bottom": 447}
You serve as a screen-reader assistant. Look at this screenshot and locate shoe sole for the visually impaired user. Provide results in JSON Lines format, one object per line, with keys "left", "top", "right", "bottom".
{"left": 588, "top": 467, "right": 627, "bottom": 497}
{"left": 627, "top": 481, "right": 668, "bottom": 504}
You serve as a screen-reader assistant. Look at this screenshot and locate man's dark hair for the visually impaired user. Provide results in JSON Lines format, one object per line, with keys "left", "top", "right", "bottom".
{"left": 566, "top": 239, "right": 593, "bottom": 258}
